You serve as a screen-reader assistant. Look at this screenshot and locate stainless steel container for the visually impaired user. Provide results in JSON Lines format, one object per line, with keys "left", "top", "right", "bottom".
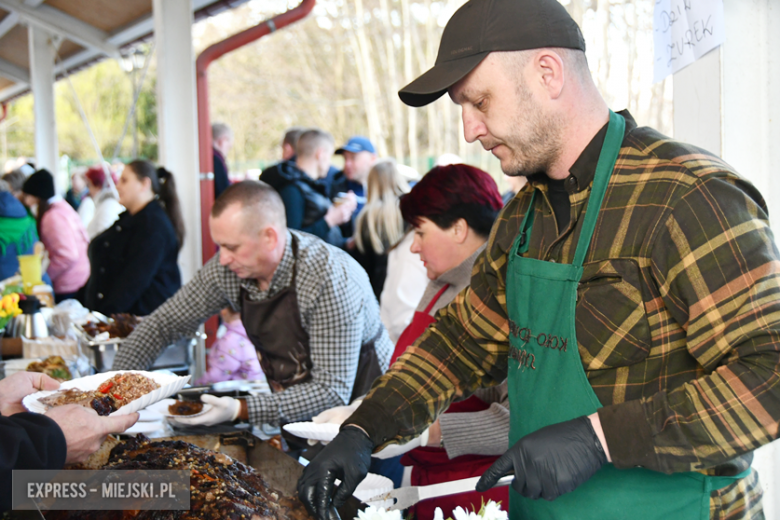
{"left": 15, "top": 296, "right": 49, "bottom": 339}
{"left": 75, "top": 323, "right": 201, "bottom": 373}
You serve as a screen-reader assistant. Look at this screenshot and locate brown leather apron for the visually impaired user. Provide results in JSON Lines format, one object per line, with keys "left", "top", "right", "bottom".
{"left": 240, "top": 235, "right": 383, "bottom": 402}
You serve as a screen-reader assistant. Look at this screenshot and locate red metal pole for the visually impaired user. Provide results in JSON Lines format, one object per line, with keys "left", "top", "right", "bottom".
{"left": 197, "top": 0, "right": 316, "bottom": 265}
{"left": 196, "top": 0, "right": 316, "bottom": 346}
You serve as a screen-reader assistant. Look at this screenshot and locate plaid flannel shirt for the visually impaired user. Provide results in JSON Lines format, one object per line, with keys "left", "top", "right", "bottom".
{"left": 348, "top": 111, "right": 775, "bottom": 518}
{"left": 112, "top": 230, "right": 393, "bottom": 426}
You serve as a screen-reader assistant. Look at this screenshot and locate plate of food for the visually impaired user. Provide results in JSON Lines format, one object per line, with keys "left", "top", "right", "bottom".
{"left": 282, "top": 421, "right": 340, "bottom": 442}
{"left": 147, "top": 398, "right": 214, "bottom": 419}
{"left": 23, "top": 370, "right": 190, "bottom": 417}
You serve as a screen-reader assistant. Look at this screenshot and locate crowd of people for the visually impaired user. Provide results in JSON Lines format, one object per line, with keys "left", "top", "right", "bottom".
{"left": 0, "top": 120, "right": 520, "bottom": 512}
{"left": 1, "top": 161, "right": 184, "bottom": 309}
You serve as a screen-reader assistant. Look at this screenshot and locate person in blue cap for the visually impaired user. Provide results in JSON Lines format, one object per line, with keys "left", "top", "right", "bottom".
{"left": 330, "top": 136, "right": 377, "bottom": 244}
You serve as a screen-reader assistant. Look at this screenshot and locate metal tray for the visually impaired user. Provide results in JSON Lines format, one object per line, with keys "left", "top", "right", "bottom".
{"left": 74, "top": 322, "right": 201, "bottom": 373}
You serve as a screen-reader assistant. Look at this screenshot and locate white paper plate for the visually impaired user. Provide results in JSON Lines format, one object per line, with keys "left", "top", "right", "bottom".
{"left": 145, "top": 398, "right": 176, "bottom": 416}
{"left": 137, "top": 408, "right": 164, "bottom": 422}
{"left": 22, "top": 371, "right": 190, "bottom": 417}
{"left": 124, "top": 420, "right": 166, "bottom": 435}
{"left": 283, "top": 421, "right": 340, "bottom": 442}
{"left": 145, "top": 398, "right": 213, "bottom": 419}
{"left": 354, "top": 473, "right": 394, "bottom": 508}
{"left": 163, "top": 402, "right": 213, "bottom": 419}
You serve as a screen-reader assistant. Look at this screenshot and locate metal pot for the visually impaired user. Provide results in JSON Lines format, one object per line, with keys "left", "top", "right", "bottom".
{"left": 15, "top": 296, "right": 49, "bottom": 339}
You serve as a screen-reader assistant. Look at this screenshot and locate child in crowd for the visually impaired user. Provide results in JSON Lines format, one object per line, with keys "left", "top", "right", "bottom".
{"left": 196, "top": 307, "right": 264, "bottom": 385}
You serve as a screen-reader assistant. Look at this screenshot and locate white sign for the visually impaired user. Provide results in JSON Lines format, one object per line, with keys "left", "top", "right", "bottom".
{"left": 653, "top": 0, "right": 725, "bottom": 83}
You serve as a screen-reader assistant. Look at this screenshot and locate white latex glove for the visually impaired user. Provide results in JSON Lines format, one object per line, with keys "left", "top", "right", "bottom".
{"left": 167, "top": 395, "right": 240, "bottom": 427}
{"left": 372, "top": 428, "right": 430, "bottom": 459}
{"left": 312, "top": 399, "right": 363, "bottom": 425}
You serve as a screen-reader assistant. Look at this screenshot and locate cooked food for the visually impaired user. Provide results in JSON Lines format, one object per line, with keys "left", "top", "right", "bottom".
{"left": 46, "top": 435, "right": 313, "bottom": 520}
{"left": 26, "top": 355, "right": 72, "bottom": 381}
{"left": 82, "top": 313, "right": 140, "bottom": 338}
{"left": 38, "top": 372, "right": 160, "bottom": 416}
{"left": 168, "top": 400, "right": 204, "bottom": 416}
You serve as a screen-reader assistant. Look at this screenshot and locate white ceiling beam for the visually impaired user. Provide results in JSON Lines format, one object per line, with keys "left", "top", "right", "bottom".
{"left": 0, "top": 0, "right": 120, "bottom": 58}
{"left": 0, "top": 80, "right": 30, "bottom": 100}
{"left": 0, "top": 0, "right": 251, "bottom": 102}
{"left": 0, "top": 11, "right": 19, "bottom": 38}
{"left": 0, "top": 56, "right": 29, "bottom": 83}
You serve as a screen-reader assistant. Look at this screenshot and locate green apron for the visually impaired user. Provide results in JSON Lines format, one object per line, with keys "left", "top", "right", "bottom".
{"left": 504, "top": 110, "right": 749, "bottom": 520}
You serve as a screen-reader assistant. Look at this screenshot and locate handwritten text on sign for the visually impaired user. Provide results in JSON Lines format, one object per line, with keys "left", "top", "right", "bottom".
{"left": 653, "top": 0, "right": 724, "bottom": 83}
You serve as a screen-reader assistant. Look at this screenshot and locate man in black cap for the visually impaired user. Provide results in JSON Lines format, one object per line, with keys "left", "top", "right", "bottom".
{"left": 297, "top": 1, "right": 773, "bottom": 519}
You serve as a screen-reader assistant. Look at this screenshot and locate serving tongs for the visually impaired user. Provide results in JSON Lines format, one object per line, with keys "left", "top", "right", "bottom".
{"left": 369, "top": 474, "right": 513, "bottom": 511}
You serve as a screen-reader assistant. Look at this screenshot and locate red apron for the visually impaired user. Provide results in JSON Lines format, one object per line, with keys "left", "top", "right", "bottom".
{"left": 391, "top": 284, "right": 508, "bottom": 519}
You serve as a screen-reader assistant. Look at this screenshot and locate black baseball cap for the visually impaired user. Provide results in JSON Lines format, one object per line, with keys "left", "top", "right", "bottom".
{"left": 399, "top": 0, "right": 585, "bottom": 107}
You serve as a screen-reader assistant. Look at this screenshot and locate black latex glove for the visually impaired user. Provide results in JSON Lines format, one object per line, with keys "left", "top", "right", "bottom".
{"left": 297, "top": 426, "right": 374, "bottom": 520}
{"left": 476, "top": 415, "right": 607, "bottom": 501}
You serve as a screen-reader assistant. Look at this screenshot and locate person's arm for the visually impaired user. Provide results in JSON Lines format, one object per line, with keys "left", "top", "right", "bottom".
{"left": 40, "top": 210, "right": 80, "bottom": 284}
{"left": 111, "top": 256, "right": 232, "bottom": 370}
{"left": 436, "top": 381, "right": 510, "bottom": 458}
{"left": 600, "top": 176, "right": 780, "bottom": 474}
{"left": 278, "top": 184, "right": 307, "bottom": 231}
{"left": 438, "top": 403, "right": 509, "bottom": 458}
{"left": 346, "top": 218, "right": 514, "bottom": 449}
{"left": 0, "top": 413, "right": 67, "bottom": 510}
{"left": 244, "top": 258, "right": 367, "bottom": 425}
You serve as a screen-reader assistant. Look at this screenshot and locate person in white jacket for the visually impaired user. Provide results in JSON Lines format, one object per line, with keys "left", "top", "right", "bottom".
{"left": 379, "top": 230, "right": 427, "bottom": 344}
{"left": 84, "top": 165, "right": 124, "bottom": 240}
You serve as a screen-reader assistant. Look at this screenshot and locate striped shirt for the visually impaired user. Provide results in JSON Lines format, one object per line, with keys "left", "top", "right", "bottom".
{"left": 112, "top": 230, "right": 393, "bottom": 426}
{"left": 348, "top": 111, "right": 774, "bottom": 518}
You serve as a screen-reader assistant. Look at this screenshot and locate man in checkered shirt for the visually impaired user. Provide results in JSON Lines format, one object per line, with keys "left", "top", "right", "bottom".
{"left": 111, "top": 181, "right": 393, "bottom": 427}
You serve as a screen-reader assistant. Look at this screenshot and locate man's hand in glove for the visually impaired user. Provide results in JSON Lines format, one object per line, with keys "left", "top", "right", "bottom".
{"left": 476, "top": 415, "right": 608, "bottom": 501}
{"left": 167, "top": 395, "right": 241, "bottom": 427}
{"left": 298, "top": 426, "right": 374, "bottom": 520}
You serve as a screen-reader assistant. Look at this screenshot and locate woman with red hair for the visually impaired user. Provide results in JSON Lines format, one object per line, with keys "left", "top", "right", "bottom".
{"left": 313, "top": 164, "right": 509, "bottom": 517}
{"left": 83, "top": 165, "right": 123, "bottom": 240}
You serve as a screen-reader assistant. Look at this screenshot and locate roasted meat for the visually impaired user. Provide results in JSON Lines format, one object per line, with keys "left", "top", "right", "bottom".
{"left": 45, "top": 435, "right": 313, "bottom": 520}
{"left": 168, "top": 400, "right": 204, "bottom": 416}
{"left": 83, "top": 314, "right": 140, "bottom": 338}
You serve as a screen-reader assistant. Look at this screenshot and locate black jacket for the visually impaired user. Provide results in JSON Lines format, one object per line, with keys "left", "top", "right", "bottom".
{"left": 81, "top": 200, "right": 181, "bottom": 316}
{"left": 0, "top": 413, "right": 66, "bottom": 511}
{"left": 350, "top": 228, "right": 389, "bottom": 300}
{"left": 260, "top": 161, "right": 343, "bottom": 245}
{"left": 213, "top": 148, "right": 229, "bottom": 200}
{"left": 328, "top": 171, "right": 358, "bottom": 240}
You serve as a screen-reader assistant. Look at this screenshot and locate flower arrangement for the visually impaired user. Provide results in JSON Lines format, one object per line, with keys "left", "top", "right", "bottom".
{"left": 435, "top": 500, "right": 507, "bottom": 520}
{"left": 0, "top": 290, "right": 23, "bottom": 329}
{"left": 354, "top": 500, "right": 506, "bottom": 520}
{"left": 355, "top": 506, "right": 403, "bottom": 520}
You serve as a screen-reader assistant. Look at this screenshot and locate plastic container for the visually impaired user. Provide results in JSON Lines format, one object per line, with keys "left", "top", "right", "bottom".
{"left": 17, "top": 254, "right": 42, "bottom": 295}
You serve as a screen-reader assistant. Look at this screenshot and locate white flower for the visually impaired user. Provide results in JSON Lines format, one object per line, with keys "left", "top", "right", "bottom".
{"left": 355, "top": 506, "right": 403, "bottom": 520}
{"left": 480, "top": 500, "right": 508, "bottom": 520}
{"left": 451, "top": 506, "right": 471, "bottom": 520}
{"left": 446, "top": 500, "right": 507, "bottom": 520}
{"left": 434, "top": 507, "right": 445, "bottom": 520}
